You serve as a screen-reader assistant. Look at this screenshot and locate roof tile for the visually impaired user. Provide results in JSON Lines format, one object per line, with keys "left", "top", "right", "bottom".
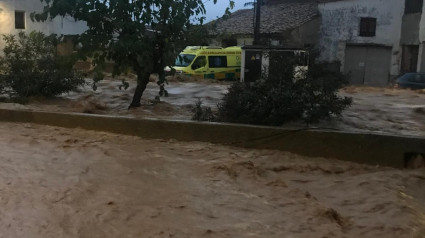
{"left": 210, "top": 2, "right": 318, "bottom": 35}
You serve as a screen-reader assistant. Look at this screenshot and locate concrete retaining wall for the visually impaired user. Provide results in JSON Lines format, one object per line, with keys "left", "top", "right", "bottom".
{"left": 0, "top": 108, "right": 424, "bottom": 168}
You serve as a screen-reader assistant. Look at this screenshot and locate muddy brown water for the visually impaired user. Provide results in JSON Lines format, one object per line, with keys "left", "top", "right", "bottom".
{"left": 1, "top": 78, "right": 424, "bottom": 136}
{"left": 0, "top": 122, "right": 424, "bottom": 237}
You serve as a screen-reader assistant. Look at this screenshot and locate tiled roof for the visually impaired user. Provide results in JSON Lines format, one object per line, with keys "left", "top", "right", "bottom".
{"left": 209, "top": 2, "right": 319, "bottom": 35}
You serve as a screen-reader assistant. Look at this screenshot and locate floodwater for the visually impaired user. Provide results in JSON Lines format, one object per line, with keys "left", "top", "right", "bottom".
{"left": 1, "top": 77, "right": 424, "bottom": 136}
{"left": 0, "top": 122, "right": 424, "bottom": 237}
{"left": 338, "top": 86, "right": 425, "bottom": 137}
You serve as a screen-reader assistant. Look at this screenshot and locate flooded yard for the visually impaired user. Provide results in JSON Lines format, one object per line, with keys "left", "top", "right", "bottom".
{"left": 1, "top": 77, "right": 424, "bottom": 136}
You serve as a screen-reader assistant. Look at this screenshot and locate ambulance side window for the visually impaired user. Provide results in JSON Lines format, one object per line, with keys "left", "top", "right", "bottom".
{"left": 209, "top": 56, "right": 227, "bottom": 68}
{"left": 191, "top": 56, "right": 206, "bottom": 70}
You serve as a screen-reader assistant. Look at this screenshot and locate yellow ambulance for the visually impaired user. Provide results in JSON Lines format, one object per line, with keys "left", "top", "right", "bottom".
{"left": 173, "top": 46, "right": 241, "bottom": 80}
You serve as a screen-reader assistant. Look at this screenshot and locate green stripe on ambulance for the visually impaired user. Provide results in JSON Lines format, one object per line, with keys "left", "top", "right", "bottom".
{"left": 172, "top": 46, "right": 242, "bottom": 80}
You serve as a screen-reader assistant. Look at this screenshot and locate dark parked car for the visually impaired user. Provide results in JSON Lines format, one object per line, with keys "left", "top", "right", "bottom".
{"left": 396, "top": 73, "right": 425, "bottom": 89}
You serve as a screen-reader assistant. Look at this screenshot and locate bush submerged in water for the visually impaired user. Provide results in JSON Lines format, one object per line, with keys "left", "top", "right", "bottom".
{"left": 193, "top": 54, "right": 352, "bottom": 126}
{"left": 0, "top": 31, "right": 84, "bottom": 99}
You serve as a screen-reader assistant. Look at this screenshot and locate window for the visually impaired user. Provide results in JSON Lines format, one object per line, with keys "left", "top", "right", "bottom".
{"left": 407, "top": 74, "right": 425, "bottom": 83}
{"left": 295, "top": 51, "right": 309, "bottom": 66}
{"left": 175, "top": 54, "right": 195, "bottom": 67}
{"left": 191, "top": 56, "right": 206, "bottom": 70}
{"left": 208, "top": 56, "right": 227, "bottom": 68}
{"left": 405, "top": 0, "right": 423, "bottom": 14}
{"left": 359, "top": 17, "right": 376, "bottom": 37}
{"left": 408, "top": 74, "right": 423, "bottom": 83}
{"left": 15, "top": 11, "right": 25, "bottom": 29}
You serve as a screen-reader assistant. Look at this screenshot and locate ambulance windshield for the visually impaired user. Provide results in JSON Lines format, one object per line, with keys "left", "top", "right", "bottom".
{"left": 175, "top": 54, "right": 195, "bottom": 67}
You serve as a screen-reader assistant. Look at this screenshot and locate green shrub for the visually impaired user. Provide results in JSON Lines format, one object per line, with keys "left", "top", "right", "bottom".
{"left": 193, "top": 52, "right": 352, "bottom": 126}
{"left": 192, "top": 99, "right": 216, "bottom": 122}
{"left": 0, "top": 31, "right": 84, "bottom": 98}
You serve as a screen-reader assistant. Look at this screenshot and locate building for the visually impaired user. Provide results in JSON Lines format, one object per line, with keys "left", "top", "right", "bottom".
{"left": 319, "top": 0, "right": 425, "bottom": 86}
{"left": 0, "top": 0, "right": 86, "bottom": 49}
{"left": 403, "top": 0, "right": 425, "bottom": 73}
{"left": 208, "top": 1, "right": 320, "bottom": 48}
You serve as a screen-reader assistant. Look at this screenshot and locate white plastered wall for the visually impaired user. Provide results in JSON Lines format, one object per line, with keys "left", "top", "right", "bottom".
{"left": 318, "top": 0, "right": 404, "bottom": 76}
{"left": 0, "top": 0, "right": 86, "bottom": 49}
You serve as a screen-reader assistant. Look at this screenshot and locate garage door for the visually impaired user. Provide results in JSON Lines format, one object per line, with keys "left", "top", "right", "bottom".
{"left": 344, "top": 46, "right": 392, "bottom": 86}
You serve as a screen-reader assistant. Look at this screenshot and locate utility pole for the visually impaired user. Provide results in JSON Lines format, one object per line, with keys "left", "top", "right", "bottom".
{"left": 253, "top": 0, "right": 262, "bottom": 45}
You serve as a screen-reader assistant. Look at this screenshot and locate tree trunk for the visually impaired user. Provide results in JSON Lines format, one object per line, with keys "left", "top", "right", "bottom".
{"left": 129, "top": 72, "right": 151, "bottom": 108}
